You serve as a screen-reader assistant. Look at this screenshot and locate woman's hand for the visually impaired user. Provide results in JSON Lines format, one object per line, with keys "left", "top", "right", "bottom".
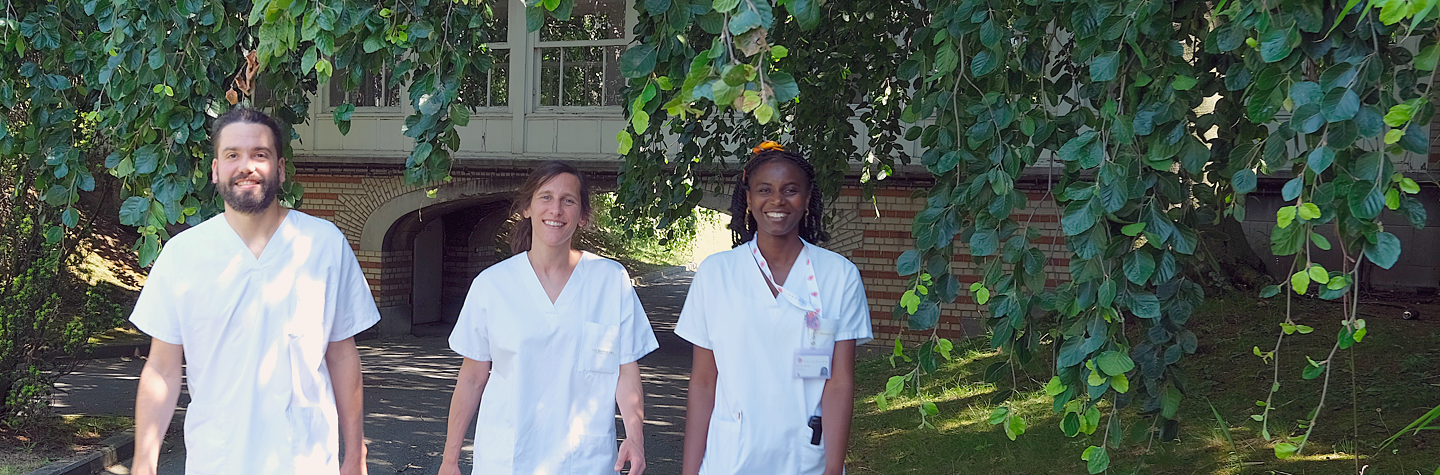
{"left": 615, "top": 437, "right": 647, "bottom": 474}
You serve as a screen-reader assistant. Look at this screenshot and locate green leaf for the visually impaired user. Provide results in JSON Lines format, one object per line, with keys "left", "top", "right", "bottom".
{"left": 1387, "top": 189, "right": 1401, "bottom": 210}
{"left": 1058, "top": 131, "right": 1098, "bottom": 163}
{"left": 896, "top": 249, "right": 920, "bottom": 276}
{"left": 1161, "top": 385, "right": 1182, "bottom": 419}
{"left": 1289, "top": 81, "right": 1322, "bottom": 107}
{"left": 1321, "top": 88, "right": 1360, "bottom": 123}
{"left": 1311, "top": 233, "right": 1331, "bottom": 250}
{"left": 1416, "top": 44, "right": 1439, "bottom": 71}
{"left": 975, "top": 287, "right": 991, "bottom": 305}
{"left": 971, "top": 49, "right": 998, "bottom": 77}
{"left": 450, "top": 104, "right": 471, "bottom": 127}
{"left": 1172, "top": 75, "right": 1197, "bottom": 91}
{"left": 1061, "top": 203, "right": 1097, "bottom": 236}
{"left": 1308, "top": 265, "right": 1329, "bottom": 284}
{"left": 1233, "top": 169, "right": 1256, "bottom": 194}
{"left": 1259, "top": 27, "right": 1294, "bottom": 63}
{"left": 1307, "top": 147, "right": 1335, "bottom": 173}
{"left": 1123, "top": 250, "right": 1156, "bottom": 285}
{"left": 1259, "top": 285, "right": 1280, "bottom": 298}
{"left": 1302, "top": 359, "right": 1324, "bottom": 380}
{"left": 1385, "top": 129, "right": 1405, "bottom": 144}
{"left": 1121, "top": 222, "right": 1146, "bottom": 237}
{"left": 1097, "top": 279, "right": 1116, "bottom": 307}
{"left": 1095, "top": 351, "right": 1136, "bottom": 376}
{"left": 1291, "top": 270, "right": 1310, "bottom": 295}
{"left": 619, "top": 44, "right": 658, "bottom": 79}
{"left": 1005, "top": 414, "right": 1026, "bottom": 441}
{"left": 1297, "top": 202, "right": 1321, "bottom": 220}
{"left": 988, "top": 406, "right": 1009, "bottom": 425}
{"left": 1401, "top": 177, "right": 1421, "bottom": 194}
{"left": 616, "top": 130, "right": 633, "bottom": 154}
{"left": 1274, "top": 442, "right": 1300, "bottom": 459}
{"left": 712, "top": 0, "right": 740, "bottom": 12}
{"left": 1090, "top": 52, "right": 1120, "bottom": 81}
{"left": 133, "top": 145, "right": 161, "bottom": 174}
{"left": 770, "top": 72, "right": 799, "bottom": 103}
{"left": 1365, "top": 231, "right": 1401, "bottom": 269}
{"left": 61, "top": 207, "right": 79, "bottom": 228}
{"left": 1045, "top": 376, "right": 1067, "bottom": 396}
{"left": 137, "top": 233, "right": 161, "bottom": 267}
{"left": 1385, "top": 102, "right": 1415, "bottom": 127}
{"left": 1061, "top": 411, "right": 1081, "bottom": 437}
{"left": 1131, "top": 293, "right": 1160, "bottom": 319}
{"left": 909, "top": 301, "right": 940, "bottom": 330}
{"left": 970, "top": 230, "right": 998, "bottom": 257}
{"left": 1349, "top": 184, "right": 1384, "bottom": 220}
{"left": 1110, "top": 373, "right": 1130, "bottom": 393}
{"left": 631, "top": 109, "right": 650, "bottom": 132}
{"left": 1082, "top": 445, "right": 1110, "bottom": 474}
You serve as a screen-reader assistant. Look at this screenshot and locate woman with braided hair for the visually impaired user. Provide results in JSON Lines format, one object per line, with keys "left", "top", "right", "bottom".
{"left": 676, "top": 142, "right": 873, "bottom": 475}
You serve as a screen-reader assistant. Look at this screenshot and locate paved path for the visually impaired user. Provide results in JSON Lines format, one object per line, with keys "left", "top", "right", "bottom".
{"left": 50, "top": 272, "right": 697, "bottom": 475}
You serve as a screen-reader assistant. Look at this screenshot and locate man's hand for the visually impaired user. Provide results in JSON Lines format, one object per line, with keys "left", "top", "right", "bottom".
{"left": 615, "top": 437, "right": 646, "bottom": 475}
{"left": 437, "top": 460, "right": 465, "bottom": 475}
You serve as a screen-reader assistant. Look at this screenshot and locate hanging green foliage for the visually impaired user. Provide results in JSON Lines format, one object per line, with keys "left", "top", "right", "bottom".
{"left": 616, "top": 0, "right": 1436, "bottom": 471}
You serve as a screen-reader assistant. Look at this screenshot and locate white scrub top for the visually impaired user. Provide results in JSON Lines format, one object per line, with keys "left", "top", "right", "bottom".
{"left": 129, "top": 210, "right": 382, "bottom": 475}
{"left": 675, "top": 240, "right": 873, "bottom": 475}
{"left": 449, "top": 251, "right": 659, "bottom": 475}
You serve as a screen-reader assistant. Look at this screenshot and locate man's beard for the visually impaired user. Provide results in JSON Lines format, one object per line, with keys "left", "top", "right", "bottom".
{"left": 219, "top": 170, "right": 280, "bottom": 214}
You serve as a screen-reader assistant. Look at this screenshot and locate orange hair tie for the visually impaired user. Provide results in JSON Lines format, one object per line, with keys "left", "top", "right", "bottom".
{"left": 751, "top": 140, "right": 785, "bottom": 155}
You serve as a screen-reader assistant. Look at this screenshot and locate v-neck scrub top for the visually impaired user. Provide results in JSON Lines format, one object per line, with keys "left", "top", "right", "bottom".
{"left": 449, "top": 251, "right": 659, "bottom": 475}
{"left": 675, "top": 241, "right": 874, "bottom": 475}
{"left": 129, "top": 211, "right": 382, "bottom": 475}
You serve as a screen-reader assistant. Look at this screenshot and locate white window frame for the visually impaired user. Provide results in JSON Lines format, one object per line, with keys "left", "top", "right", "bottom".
{"left": 524, "top": 0, "right": 634, "bottom": 117}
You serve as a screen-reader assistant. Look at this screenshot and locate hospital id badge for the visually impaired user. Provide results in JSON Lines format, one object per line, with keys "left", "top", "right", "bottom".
{"left": 794, "top": 349, "right": 833, "bottom": 379}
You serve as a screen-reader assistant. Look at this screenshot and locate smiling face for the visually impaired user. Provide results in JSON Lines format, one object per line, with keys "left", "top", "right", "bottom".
{"left": 212, "top": 122, "right": 285, "bottom": 214}
{"left": 745, "top": 159, "right": 811, "bottom": 240}
{"left": 522, "top": 172, "right": 588, "bottom": 250}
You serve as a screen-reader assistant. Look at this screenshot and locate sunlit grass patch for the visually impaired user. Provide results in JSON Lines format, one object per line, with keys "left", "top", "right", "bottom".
{"left": 848, "top": 293, "right": 1440, "bottom": 474}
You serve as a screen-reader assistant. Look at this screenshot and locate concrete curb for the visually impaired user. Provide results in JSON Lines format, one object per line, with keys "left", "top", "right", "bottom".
{"left": 26, "top": 429, "right": 134, "bottom": 475}
{"left": 631, "top": 262, "right": 698, "bottom": 286}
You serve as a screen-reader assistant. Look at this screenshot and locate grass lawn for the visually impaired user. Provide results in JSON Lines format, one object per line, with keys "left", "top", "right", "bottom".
{"left": 0, "top": 415, "right": 133, "bottom": 475}
{"left": 847, "top": 292, "right": 1440, "bottom": 474}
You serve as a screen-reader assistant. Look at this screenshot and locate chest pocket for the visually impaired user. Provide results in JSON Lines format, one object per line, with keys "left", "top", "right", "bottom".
{"left": 580, "top": 322, "right": 620, "bottom": 374}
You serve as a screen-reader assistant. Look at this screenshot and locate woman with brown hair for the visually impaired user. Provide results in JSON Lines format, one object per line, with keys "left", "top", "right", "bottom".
{"left": 440, "top": 161, "right": 658, "bottom": 475}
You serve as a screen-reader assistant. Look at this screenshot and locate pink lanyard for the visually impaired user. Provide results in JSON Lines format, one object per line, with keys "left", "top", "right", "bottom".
{"left": 746, "top": 239, "right": 822, "bottom": 333}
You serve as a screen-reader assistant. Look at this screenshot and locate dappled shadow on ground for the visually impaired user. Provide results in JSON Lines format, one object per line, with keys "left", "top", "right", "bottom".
{"left": 635, "top": 272, "right": 695, "bottom": 475}
{"left": 353, "top": 338, "right": 466, "bottom": 474}
{"left": 352, "top": 271, "right": 696, "bottom": 474}
{"left": 43, "top": 272, "right": 699, "bottom": 475}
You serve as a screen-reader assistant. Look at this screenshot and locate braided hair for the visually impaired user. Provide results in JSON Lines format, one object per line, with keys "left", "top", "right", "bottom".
{"left": 727, "top": 147, "right": 829, "bottom": 247}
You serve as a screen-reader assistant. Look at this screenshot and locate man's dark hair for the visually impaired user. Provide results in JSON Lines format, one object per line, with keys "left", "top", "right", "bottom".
{"left": 727, "top": 148, "right": 829, "bottom": 247}
{"left": 212, "top": 107, "right": 286, "bottom": 157}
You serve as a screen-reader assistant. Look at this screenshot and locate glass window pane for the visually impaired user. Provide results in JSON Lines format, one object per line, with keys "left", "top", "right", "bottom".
{"left": 539, "top": 0, "right": 625, "bottom": 41}
{"left": 539, "top": 48, "right": 561, "bottom": 107}
{"left": 459, "top": 49, "right": 509, "bottom": 108}
{"left": 487, "top": 0, "right": 509, "bottom": 41}
{"left": 328, "top": 70, "right": 398, "bottom": 108}
{"left": 603, "top": 45, "right": 623, "bottom": 106}
{"left": 490, "top": 50, "right": 509, "bottom": 107}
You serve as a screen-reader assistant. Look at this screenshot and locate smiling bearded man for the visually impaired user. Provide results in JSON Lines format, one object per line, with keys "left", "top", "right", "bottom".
{"left": 129, "top": 107, "right": 380, "bottom": 475}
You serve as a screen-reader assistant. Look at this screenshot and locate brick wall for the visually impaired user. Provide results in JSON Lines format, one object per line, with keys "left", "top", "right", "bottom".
{"left": 822, "top": 184, "right": 1068, "bottom": 345}
{"left": 291, "top": 166, "right": 1072, "bottom": 342}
